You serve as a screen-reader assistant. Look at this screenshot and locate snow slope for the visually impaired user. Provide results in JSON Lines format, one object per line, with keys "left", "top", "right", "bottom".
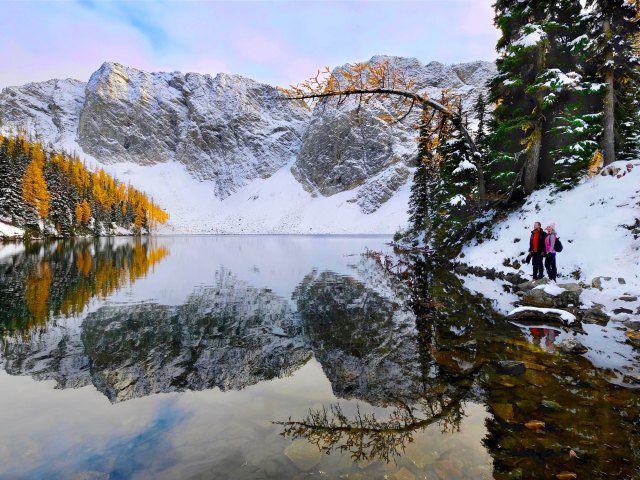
{"left": 105, "top": 159, "right": 411, "bottom": 234}
{"left": 0, "top": 222, "right": 24, "bottom": 239}
{"left": 461, "top": 160, "right": 640, "bottom": 292}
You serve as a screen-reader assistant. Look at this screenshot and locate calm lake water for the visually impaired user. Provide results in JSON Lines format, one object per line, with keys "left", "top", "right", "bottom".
{"left": 0, "top": 236, "right": 638, "bottom": 479}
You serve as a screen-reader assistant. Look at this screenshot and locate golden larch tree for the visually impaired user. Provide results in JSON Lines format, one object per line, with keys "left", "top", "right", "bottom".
{"left": 22, "top": 158, "right": 50, "bottom": 218}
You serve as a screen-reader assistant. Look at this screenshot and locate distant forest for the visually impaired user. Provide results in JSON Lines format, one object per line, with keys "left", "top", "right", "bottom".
{"left": 0, "top": 132, "right": 168, "bottom": 237}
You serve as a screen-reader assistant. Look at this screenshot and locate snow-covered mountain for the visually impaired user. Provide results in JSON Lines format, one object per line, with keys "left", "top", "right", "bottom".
{"left": 0, "top": 57, "right": 496, "bottom": 233}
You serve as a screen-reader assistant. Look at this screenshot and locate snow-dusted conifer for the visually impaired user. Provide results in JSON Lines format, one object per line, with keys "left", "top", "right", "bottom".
{"left": 489, "top": 0, "right": 596, "bottom": 194}
{"left": 407, "top": 106, "right": 441, "bottom": 246}
{"left": 473, "top": 93, "right": 488, "bottom": 156}
{"left": 432, "top": 100, "right": 478, "bottom": 254}
{"left": 539, "top": 6, "right": 604, "bottom": 188}
{"left": 584, "top": 0, "right": 640, "bottom": 164}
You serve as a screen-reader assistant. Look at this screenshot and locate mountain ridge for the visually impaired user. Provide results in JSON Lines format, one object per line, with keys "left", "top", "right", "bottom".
{"left": 0, "top": 56, "right": 496, "bottom": 233}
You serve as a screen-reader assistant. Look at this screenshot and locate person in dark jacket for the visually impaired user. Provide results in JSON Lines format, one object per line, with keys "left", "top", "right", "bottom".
{"left": 528, "top": 221, "right": 547, "bottom": 280}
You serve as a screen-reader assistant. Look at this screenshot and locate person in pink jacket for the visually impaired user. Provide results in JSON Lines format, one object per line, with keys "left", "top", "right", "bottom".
{"left": 544, "top": 223, "right": 558, "bottom": 281}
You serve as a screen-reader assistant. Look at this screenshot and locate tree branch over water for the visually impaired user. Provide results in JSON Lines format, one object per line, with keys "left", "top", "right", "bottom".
{"left": 279, "top": 59, "right": 486, "bottom": 202}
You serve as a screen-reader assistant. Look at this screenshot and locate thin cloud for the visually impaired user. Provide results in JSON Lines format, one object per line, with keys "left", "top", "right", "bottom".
{"left": 0, "top": 0, "right": 499, "bottom": 88}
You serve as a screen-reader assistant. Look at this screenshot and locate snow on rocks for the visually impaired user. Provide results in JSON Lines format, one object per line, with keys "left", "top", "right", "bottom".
{"left": 515, "top": 278, "right": 582, "bottom": 309}
{"left": 534, "top": 283, "right": 565, "bottom": 296}
{"left": 582, "top": 276, "right": 640, "bottom": 321}
{"left": 0, "top": 57, "right": 496, "bottom": 234}
{"left": 459, "top": 161, "right": 640, "bottom": 383}
{"left": 507, "top": 306, "right": 576, "bottom": 325}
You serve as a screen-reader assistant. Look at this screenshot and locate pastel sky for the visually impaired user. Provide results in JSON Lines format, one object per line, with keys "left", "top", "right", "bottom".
{"left": 0, "top": 0, "right": 499, "bottom": 89}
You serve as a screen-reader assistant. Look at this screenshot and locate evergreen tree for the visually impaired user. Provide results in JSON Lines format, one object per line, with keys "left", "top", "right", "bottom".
{"left": 584, "top": 0, "right": 640, "bottom": 164}
{"left": 489, "top": 0, "right": 596, "bottom": 194}
{"left": 0, "top": 133, "right": 167, "bottom": 237}
{"left": 45, "top": 158, "right": 76, "bottom": 236}
{"left": 407, "top": 156, "right": 430, "bottom": 235}
{"left": 0, "top": 137, "right": 16, "bottom": 219}
{"left": 473, "top": 93, "right": 488, "bottom": 156}
{"left": 0, "top": 136, "right": 28, "bottom": 223}
{"left": 407, "top": 106, "right": 441, "bottom": 246}
{"left": 432, "top": 100, "right": 479, "bottom": 255}
{"left": 539, "top": 10, "right": 604, "bottom": 189}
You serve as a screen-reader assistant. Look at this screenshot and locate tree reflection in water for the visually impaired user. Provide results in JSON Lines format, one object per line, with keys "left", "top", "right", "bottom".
{"left": 279, "top": 252, "right": 482, "bottom": 464}
{"left": 278, "top": 251, "right": 640, "bottom": 479}
{"left": 0, "top": 238, "right": 168, "bottom": 335}
{"left": 276, "top": 392, "right": 467, "bottom": 463}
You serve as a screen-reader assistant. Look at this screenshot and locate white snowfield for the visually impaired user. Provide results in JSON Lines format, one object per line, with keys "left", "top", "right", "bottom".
{"left": 534, "top": 283, "right": 566, "bottom": 296}
{"left": 103, "top": 159, "right": 411, "bottom": 234}
{"left": 0, "top": 222, "right": 24, "bottom": 239}
{"left": 461, "top": 160, "right": 640, "bottom": 292}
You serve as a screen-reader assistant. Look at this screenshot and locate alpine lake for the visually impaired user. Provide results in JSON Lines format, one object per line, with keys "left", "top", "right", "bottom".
{"left": 0, "top": 236, "right": 638, "bottom": 480}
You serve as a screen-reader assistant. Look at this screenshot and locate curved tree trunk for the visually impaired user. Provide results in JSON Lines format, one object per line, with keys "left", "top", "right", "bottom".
{"left": 287, "top": 88, "right": 487, "bottom": 204}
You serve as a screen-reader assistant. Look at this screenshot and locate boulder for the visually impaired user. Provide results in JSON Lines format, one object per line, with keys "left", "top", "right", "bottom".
{"left": 626, "top": 331, "right": 640, "bottom": 348}
{"left": 618, "top": 295, "right": 638, "bottom": 302}
{"left": 517, "top": 277, "right": 550, "bottom": 292}
{"left": 520, "top": 283, "right": 581, "bottom": 309}
{"left": 496, "top": 360, "right": 526, "bottom": 376}
{"left": 508, "top": 306, "right": 576, "bottom": 325}
{"left": 613, "top": 307, "right": 634, "bottom": 315}
{"left": 558, "top": 337, "right": 588, "bottom": 354}
{"left": 556, "top": 283, "right": 582, "bottom": 293}
{"left": 581, "top": 306, "right": 610, "bottom": 325}
{"left": 600, "top": 166, "right": 621, "bottom": 176}
{"left": 623, "top": 319, "right": 640, "bottom": 331}
{"left": 590, "top": 276, "right": 625, "bottom": 289}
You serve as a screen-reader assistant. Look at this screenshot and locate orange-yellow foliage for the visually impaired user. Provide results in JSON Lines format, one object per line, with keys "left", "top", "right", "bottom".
{"left": 22, "top": 159, "right": 50, "bottom": 218}
{"left": 12, "top": 134, "right": 168, "bottom": 229}
{"left": 588, "top": 150, "right": 603, "bottom": 178}
{"left": 75, "top": 199, "right": 91, "bottom": 225}
{"left": 25, "top": 261, "right": 52, "bottom": 327}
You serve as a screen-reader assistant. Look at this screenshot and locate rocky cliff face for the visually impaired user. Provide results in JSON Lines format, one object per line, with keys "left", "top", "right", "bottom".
{"left": 291, "top": 56, "right": 495, "bottom": 213}
{"left": 0, "top": 78, "right": 85, "bottom": 145}
{"left": 77, "top": 63, "right": 310, "bottom": 198}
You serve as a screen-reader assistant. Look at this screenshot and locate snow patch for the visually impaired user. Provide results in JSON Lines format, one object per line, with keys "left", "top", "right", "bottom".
{"left": 508, "top": 306, "right": 576, "bottom": 323}
{"left": 461, "top": 160, "right": 640, "bottom": 293}
{"left": 534, "top": 283, "right": 565, "bottom": 296}
{"left": 0, "top": 222, "right": 24, "bottom": 239}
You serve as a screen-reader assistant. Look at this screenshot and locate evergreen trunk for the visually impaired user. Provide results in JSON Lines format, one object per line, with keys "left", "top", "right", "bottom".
{"left": 602, "top": 15, "right": 616, "bottom": 166}
{"left": 523, "top": 43, "right": 547, "bottom": 194}
{"left": 524, "top": 126, "right": 543, "bottom": 194}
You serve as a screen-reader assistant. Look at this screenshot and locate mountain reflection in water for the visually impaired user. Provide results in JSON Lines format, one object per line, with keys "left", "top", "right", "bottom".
{"left": 0, "top": 237, "right": 638, "bottom": 479}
